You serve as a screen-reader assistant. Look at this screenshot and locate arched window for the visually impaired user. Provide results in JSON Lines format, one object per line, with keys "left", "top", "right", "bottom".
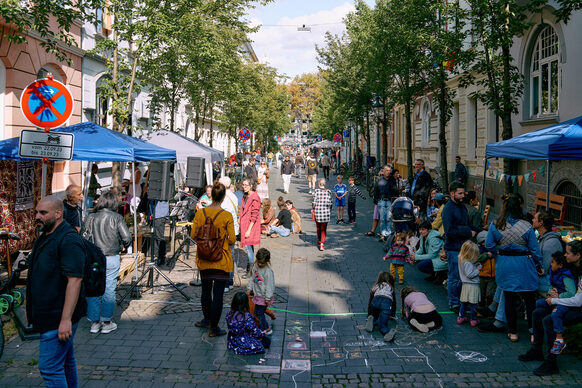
{"left": 556, "top": 180, "right": 582, "bottom": 228}
{"left": 96, "top": 76, "right": 110, "bottom": 128}
{"left": 421, "top": 102, "right": 431, "bottom": 147}
{"left": 37, "top": 65, "right": 63, "bottom": 82}
{"left": 530, "top": 26, "right": 560, "bottom": 118}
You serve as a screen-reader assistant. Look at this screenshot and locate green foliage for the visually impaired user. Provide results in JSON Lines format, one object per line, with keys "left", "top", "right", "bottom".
{"left": 1, "top": 0, "right": 104, "bottom": 64}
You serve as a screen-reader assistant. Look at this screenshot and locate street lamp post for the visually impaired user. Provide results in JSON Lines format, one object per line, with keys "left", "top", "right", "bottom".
{"left": 371, "top": 95, "right": 384, "bottom": 168}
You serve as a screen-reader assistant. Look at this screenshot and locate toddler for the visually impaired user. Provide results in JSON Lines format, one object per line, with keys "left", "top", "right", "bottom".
{"left": 346, "top": 176, "right": 366, "bottom": 224}
{"left": 226, "top": 292, "right": 270, "bottom": 355}
{"left": 383, "top": 232, "right": 410, "bottom": 284}
{"left": 401, "top": 286, "right": 442, "bottom": 332}
{"left": 536, "top": 252, "right": 576, "bottom": 354}
{"left": 365, "top": 271, "right": 397, "bottom": 341}
{"left": 333, "top": 175, "right": 348, "bottom": 223}
{"left": 405, "top": 229, "right": 419, "bottom": 264}
{"left": 457, "top": 241, "right": 482, "bottom": 327}
{"left": 247, "top": 248, "right": 275, "bottom": 334}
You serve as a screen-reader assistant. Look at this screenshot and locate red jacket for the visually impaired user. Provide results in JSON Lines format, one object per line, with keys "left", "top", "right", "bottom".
{"left": 240, "top": 191, "right": 261, "bottom": 247}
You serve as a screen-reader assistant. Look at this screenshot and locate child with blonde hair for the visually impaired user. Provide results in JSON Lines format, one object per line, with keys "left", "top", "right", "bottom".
{"left": 457, "top": 240, "right": 482, "bottom": 327}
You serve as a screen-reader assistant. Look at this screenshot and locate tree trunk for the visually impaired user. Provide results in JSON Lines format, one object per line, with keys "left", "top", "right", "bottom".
{"left": 110, "top": 21, "right": 122, "bottom": 196}
{"left": 438, "top": 79, "right": 449, "bottom": 191}
{"left": 501, "top": 42, "right": 514, "bottom": 193}
{"left": 209, "top": 105, "right": 214, "bottom": 148}
{"left": 382, "top": 115, "right": 387, "bottom": 166}
{"left": 365, "top": 112, "right": 371, "bottom": 156}
{"left": 405, "top": 98, "right": 414, "bottom": 182}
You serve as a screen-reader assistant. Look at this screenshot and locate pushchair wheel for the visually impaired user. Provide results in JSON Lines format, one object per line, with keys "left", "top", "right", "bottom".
{"left": 0, "top": 294, "right": 13, "bottom": 315}
{"left": 10, "top": 290, "right": 23, "bottom": 308}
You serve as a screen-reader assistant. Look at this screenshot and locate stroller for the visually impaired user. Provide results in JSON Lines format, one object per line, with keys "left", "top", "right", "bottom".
{"left": 383, "top": 196, "right": 418, "bottom": 252}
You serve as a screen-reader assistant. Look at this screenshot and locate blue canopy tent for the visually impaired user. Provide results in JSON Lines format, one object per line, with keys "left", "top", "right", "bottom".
{"left": 483, "top": 115, "right": 582, "bottom": 209}
{"left": 0, "top": 122, "right": 176, "bottom": 282}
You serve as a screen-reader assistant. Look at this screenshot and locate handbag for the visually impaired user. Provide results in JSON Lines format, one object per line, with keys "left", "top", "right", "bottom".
{"left": 311, "top": 208, "right": 315, "bottom": 222}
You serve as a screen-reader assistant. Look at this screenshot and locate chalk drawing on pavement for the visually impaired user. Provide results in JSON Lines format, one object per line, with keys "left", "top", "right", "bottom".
{"left": 455, "top": 350, "right": 488, "bottom": 363}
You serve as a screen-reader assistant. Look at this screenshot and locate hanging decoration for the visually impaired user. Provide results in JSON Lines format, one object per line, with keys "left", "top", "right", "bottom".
{"left": 486, "top": 160, "right": 546, "bottom": 186}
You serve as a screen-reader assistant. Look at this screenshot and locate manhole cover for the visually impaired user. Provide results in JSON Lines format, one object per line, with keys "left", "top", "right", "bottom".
{"left": 291, "top": 256, "right": 307, "bottom": 263}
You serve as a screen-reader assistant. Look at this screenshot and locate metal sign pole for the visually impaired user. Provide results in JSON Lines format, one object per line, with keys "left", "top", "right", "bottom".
{"left": 41, "top": 163, "right": 47, "bottom": 198}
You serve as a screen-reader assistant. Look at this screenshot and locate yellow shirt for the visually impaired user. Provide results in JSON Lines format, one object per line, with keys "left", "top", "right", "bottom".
{"left": 431, "top": 205, "right": 445, "bottom": 235}
{"left": 191, "top": 207, "right": 236, "bottom": 273}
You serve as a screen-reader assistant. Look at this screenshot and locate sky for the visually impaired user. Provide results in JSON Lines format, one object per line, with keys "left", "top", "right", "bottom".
{"left": 247, "top": 0, "right": 375, "bottom": 81}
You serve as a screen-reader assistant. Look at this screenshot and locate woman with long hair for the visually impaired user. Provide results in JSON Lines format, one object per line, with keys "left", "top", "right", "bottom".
{"left": 260, "top": 198, "right": 275, "bottom": 234}
{"left": 485, "top": 193, "right": 543, "bottom": 342}
{"left": 240, "top": 178, "right": 261, "bottom": 276}
{"left": 312, "top": 177, "right": 333, "bottom": 251}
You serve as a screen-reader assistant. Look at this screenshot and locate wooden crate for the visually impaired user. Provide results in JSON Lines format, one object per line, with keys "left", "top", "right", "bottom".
{"left": 118, "top": 253, "right": 145, "bottom": 282}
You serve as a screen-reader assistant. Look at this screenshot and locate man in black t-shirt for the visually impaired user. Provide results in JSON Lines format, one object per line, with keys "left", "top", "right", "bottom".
{"left": 266, "top": 203, "right": 293, "bottom": 237}
{"left": 28, "top": 195, "right": 86, "bottom": 386}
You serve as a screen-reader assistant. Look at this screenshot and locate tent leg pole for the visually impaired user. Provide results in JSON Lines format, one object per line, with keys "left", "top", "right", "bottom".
{"left": 546, "top": 160, "right": 551, "bottom": 211}
{"left": 132, "top": 166, "right": 138, "bottom": 282}
{"left": 480, "top": 158, "right": 488, "bottom": 213}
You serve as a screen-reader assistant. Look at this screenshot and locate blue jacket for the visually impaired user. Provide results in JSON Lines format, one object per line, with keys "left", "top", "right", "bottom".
{"left": 442, "top": 199, "right": 480, "bottom": 252}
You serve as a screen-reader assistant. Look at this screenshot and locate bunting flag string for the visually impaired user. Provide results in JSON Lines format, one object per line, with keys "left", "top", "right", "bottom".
{"left": 486, "top": 160, "right": 546, "bottom": 186}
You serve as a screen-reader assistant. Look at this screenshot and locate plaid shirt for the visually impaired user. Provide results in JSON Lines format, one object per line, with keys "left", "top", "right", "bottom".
{"left": 312, "top": 188, "right": 333, "bottom": 223}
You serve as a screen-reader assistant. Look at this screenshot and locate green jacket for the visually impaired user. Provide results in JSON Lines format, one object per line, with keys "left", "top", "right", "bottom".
{"left": 415, "top": 229, "right": 447, "bottom": 272}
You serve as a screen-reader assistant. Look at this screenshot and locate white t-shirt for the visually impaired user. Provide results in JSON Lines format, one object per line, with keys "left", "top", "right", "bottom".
{"left": 221, "top": 190, "right": 240, "bottom": 235}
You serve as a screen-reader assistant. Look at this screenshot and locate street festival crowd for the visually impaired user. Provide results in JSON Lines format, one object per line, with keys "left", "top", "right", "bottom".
{"left": 23, "top": 146, "right": 582, "bottom": 386}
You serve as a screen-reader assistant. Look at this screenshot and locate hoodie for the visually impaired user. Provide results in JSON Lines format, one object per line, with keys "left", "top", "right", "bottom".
{"left": 537, "top": 230, "right": 564, "bottom": 292}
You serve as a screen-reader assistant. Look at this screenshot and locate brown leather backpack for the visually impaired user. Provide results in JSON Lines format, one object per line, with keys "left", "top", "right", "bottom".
{"left": 194, "top": 208, "right": 225, "bottom": 262}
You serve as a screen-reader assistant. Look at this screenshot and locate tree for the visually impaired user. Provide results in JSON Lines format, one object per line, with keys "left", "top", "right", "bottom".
{"left": 1, "top": 0, "right": 103, "bottom": 63}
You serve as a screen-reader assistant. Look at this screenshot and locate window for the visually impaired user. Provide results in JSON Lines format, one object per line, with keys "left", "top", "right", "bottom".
{"left": 421, "top": 102, "right": 431, "bottom": 147}
{"left": 556, "top": 180, "right": 582, "bottom": 228}
{"left": 96, "top": 76, "right": 110, "bottom": 128}
{"left": 530, "top": 26, "right": 560, "bottom": 117}
{"left": 466, "top": 97, "right": 477, "bottom": 159}
{"left": 37, "top": 65, "right": 63, "bottom": 82}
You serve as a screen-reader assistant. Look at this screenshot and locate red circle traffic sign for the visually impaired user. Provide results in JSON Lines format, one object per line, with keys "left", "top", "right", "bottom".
{"left": 333, "top": 132, "right": 342, "bottom": 142}
{"left": 20, "top": 78, "right": 74, "bottom": 129}
{"left": 238, "top": 128, "right": 251, "bottom": 142}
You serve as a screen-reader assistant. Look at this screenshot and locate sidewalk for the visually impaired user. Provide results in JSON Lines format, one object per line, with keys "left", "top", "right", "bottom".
{"left": 1, "top": 169, "right": 582, "bottom": 387}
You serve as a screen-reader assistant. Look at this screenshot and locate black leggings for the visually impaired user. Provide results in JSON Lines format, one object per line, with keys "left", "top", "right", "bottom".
{"left": 201, "top": 278, "right": 227, "bottom": 328}
{"left": 504, "top": 290, "right": 537, "bottom": 334}
{"left": 409, "top": 310, "right": 442, "bottom": 330}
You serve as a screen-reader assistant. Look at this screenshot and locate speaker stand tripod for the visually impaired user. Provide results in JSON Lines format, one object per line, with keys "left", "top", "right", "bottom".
{"left": 118, "top": 206, "right": 190, "bottom": 304}
{"left": 168, "top": 223, "right": 195, "bottom": 270}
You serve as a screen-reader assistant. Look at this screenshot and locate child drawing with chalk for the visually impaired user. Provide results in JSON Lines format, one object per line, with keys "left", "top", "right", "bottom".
{"left": 457, "top": 240, "right": 482, "bottom": 327}
{"left": 226, "top": 291, "right": 271, "bottom": 355}
{"left": 247, "top": 248, "right": 275, "bottom": 335}
{"left": 365, "top": 271, "right": 397, "bottom": 342}
{"left": 401, "top": 286, "right": 442, "bottom": 332}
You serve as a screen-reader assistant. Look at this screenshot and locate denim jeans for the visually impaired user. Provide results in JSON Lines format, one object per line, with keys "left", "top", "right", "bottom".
{"left": 377, "top": 200, "right": 392, "bottom": 237}
{"left": 417, "top": 259, "right": 435, "bottom": 275}
{"left": 446, "top": 250, "right": 461, "bottom": 308}
{"left": 246, "top": 245, "right": 255, "bottom": 265}
{"left": 254, "top": 304, "right": 269, "bottom": 330}
{"left": 38, "top": 323, "right": 79, "bottom": 388}
{"left": 268, "top": 225, "right": 290, "bottom": 237}
{"left": 493, "top": 287, "right": 507, "bottom": 324}
{"left": 370, "top": 296, "right": 393, "bottom": 335}
{"left": 87, "top": 255, "right": 121, "bottom": 322}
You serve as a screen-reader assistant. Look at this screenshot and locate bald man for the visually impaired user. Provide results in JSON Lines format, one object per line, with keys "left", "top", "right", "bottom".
{"left": 27, "top": 195, "right": 86, "bottom": 386}
{"left": 63, "top": 184, "right": 83, "bottom": 232}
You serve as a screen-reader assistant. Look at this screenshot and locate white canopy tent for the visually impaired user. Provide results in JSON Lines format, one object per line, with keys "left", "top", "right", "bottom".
{"left": 140, "top": 130, "right": 224, "bottom": 186}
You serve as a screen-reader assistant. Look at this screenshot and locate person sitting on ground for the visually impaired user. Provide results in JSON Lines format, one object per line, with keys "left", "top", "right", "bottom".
{"left": 430, "top": 193, "right": 448, "bottom": 234}
{"left": 401, "top": 286, "right": 442, "bottom": 333}
{"left": 267, "top": 197, "right": 293, "bottom": 237}
{"left": 426, "top": 189, "right": 439, "bottom": 222}
{"left": 226, "top": 291, "right": 270, "bottom": 355}
{"left": 260, "top": 198, "right": 276, "bottom": 234}
{"left": 285, "top": 200, "right": 303, "bottom": 234}
{"left": 413, "top": 220, "right": 446, "bottom": 284}
{"left": 520, "top": 240, "right": 582, "bottom": 376}
{"left": 246, "top": 248, "right": 275, "bottom": 334}
{"left": 365, "top": 271, "right": 397, "bottom": 342}
{"left": 196, "top": 185, "right": 213, "bottom": 209}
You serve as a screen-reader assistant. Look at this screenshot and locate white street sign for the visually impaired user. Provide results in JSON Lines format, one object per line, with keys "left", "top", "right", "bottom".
{"left": 18, "top": 130, "right": 74, "bottom": 160}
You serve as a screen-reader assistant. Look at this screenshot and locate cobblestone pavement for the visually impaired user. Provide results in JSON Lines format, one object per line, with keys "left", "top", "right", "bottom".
{"left": 2, "top": 170, "right": 582, "bottom": 387}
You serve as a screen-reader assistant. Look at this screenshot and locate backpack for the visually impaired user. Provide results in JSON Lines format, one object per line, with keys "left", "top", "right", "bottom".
{"left": 194, "top": 208, "right": 226, "bottom": 262}
{"left": 81, "top": 215, "right": 108, "bottom": 297}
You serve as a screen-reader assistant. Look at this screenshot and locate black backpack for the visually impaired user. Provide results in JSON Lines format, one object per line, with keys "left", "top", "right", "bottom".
{"left": 81, "top": 217, "right": 108, "bottom": 297}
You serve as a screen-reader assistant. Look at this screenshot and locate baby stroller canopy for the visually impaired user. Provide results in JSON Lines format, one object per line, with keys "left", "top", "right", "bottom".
{"left": 391, "top": 197, "right": 416, "bottom": 223}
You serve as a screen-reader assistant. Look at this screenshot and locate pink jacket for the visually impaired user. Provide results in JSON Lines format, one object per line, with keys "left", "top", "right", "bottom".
{"left": 240, "top": 191, "right": 261, "bottom": 247}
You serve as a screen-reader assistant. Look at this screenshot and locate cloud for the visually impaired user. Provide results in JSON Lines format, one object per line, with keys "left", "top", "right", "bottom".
{"left": 249, "top": 3, "right": 354, "bottom": 81}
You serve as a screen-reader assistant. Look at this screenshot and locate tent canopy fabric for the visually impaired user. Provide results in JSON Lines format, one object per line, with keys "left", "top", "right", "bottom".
{"left": 309, "top": 140, "right": 341, "bottom": 149}
{"left": 485, "top": 115, "right": 582, "bottom": 160}
{"left": 139, "top": 130, "right": 224, "bottom": 186}
{"left": 0, "top": 122, "right": 176, "bottom": 161}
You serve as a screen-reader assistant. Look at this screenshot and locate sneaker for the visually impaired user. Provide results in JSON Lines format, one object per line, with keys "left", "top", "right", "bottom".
{"left": 449, "top": 304, "right": 460, "bottom": 314}
{"left": 518, "top": 348, "right": 545, "bottom": 362}
{"left": 476, "top": 306, "right": 495, "bottom": 318}
{"left": 264, "top": 328, "right": 273, "bottom": 335}
{"left": 195, "top": 319, "right": 211, "bottom": 328}
{"left": 100, "top": 321, "right": 118, "bottom": 334}
{"left": 477, "top": 321, "right": 506, "bottom": 333}
{"left": 551, "top": 339, "right": 567, "bottom": 355}
{"left": 365, "top": 315, "right": 374, "bottom": 333}
{"left": 410, "top": 318, "right": 429, "bottom": 333}
{"left": 383, "top": 328, "right": 396, "bottom": 342}
{"left": 533, "top": 359, "right": 559, "bottom": 376}
{"left": 224, "top": 287, "right": 230, "bottom": 293}
{"left": 457, "top": 316, "right": 469, "bottom": 325}
{"left": 90, "top": 322, "right": 101, "bottom": 334}
{"left": 209, "top": 327, "right": 227, "bottom": 337}
{"left": 470, "top": 319, "right": 480, "bottom": 327}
